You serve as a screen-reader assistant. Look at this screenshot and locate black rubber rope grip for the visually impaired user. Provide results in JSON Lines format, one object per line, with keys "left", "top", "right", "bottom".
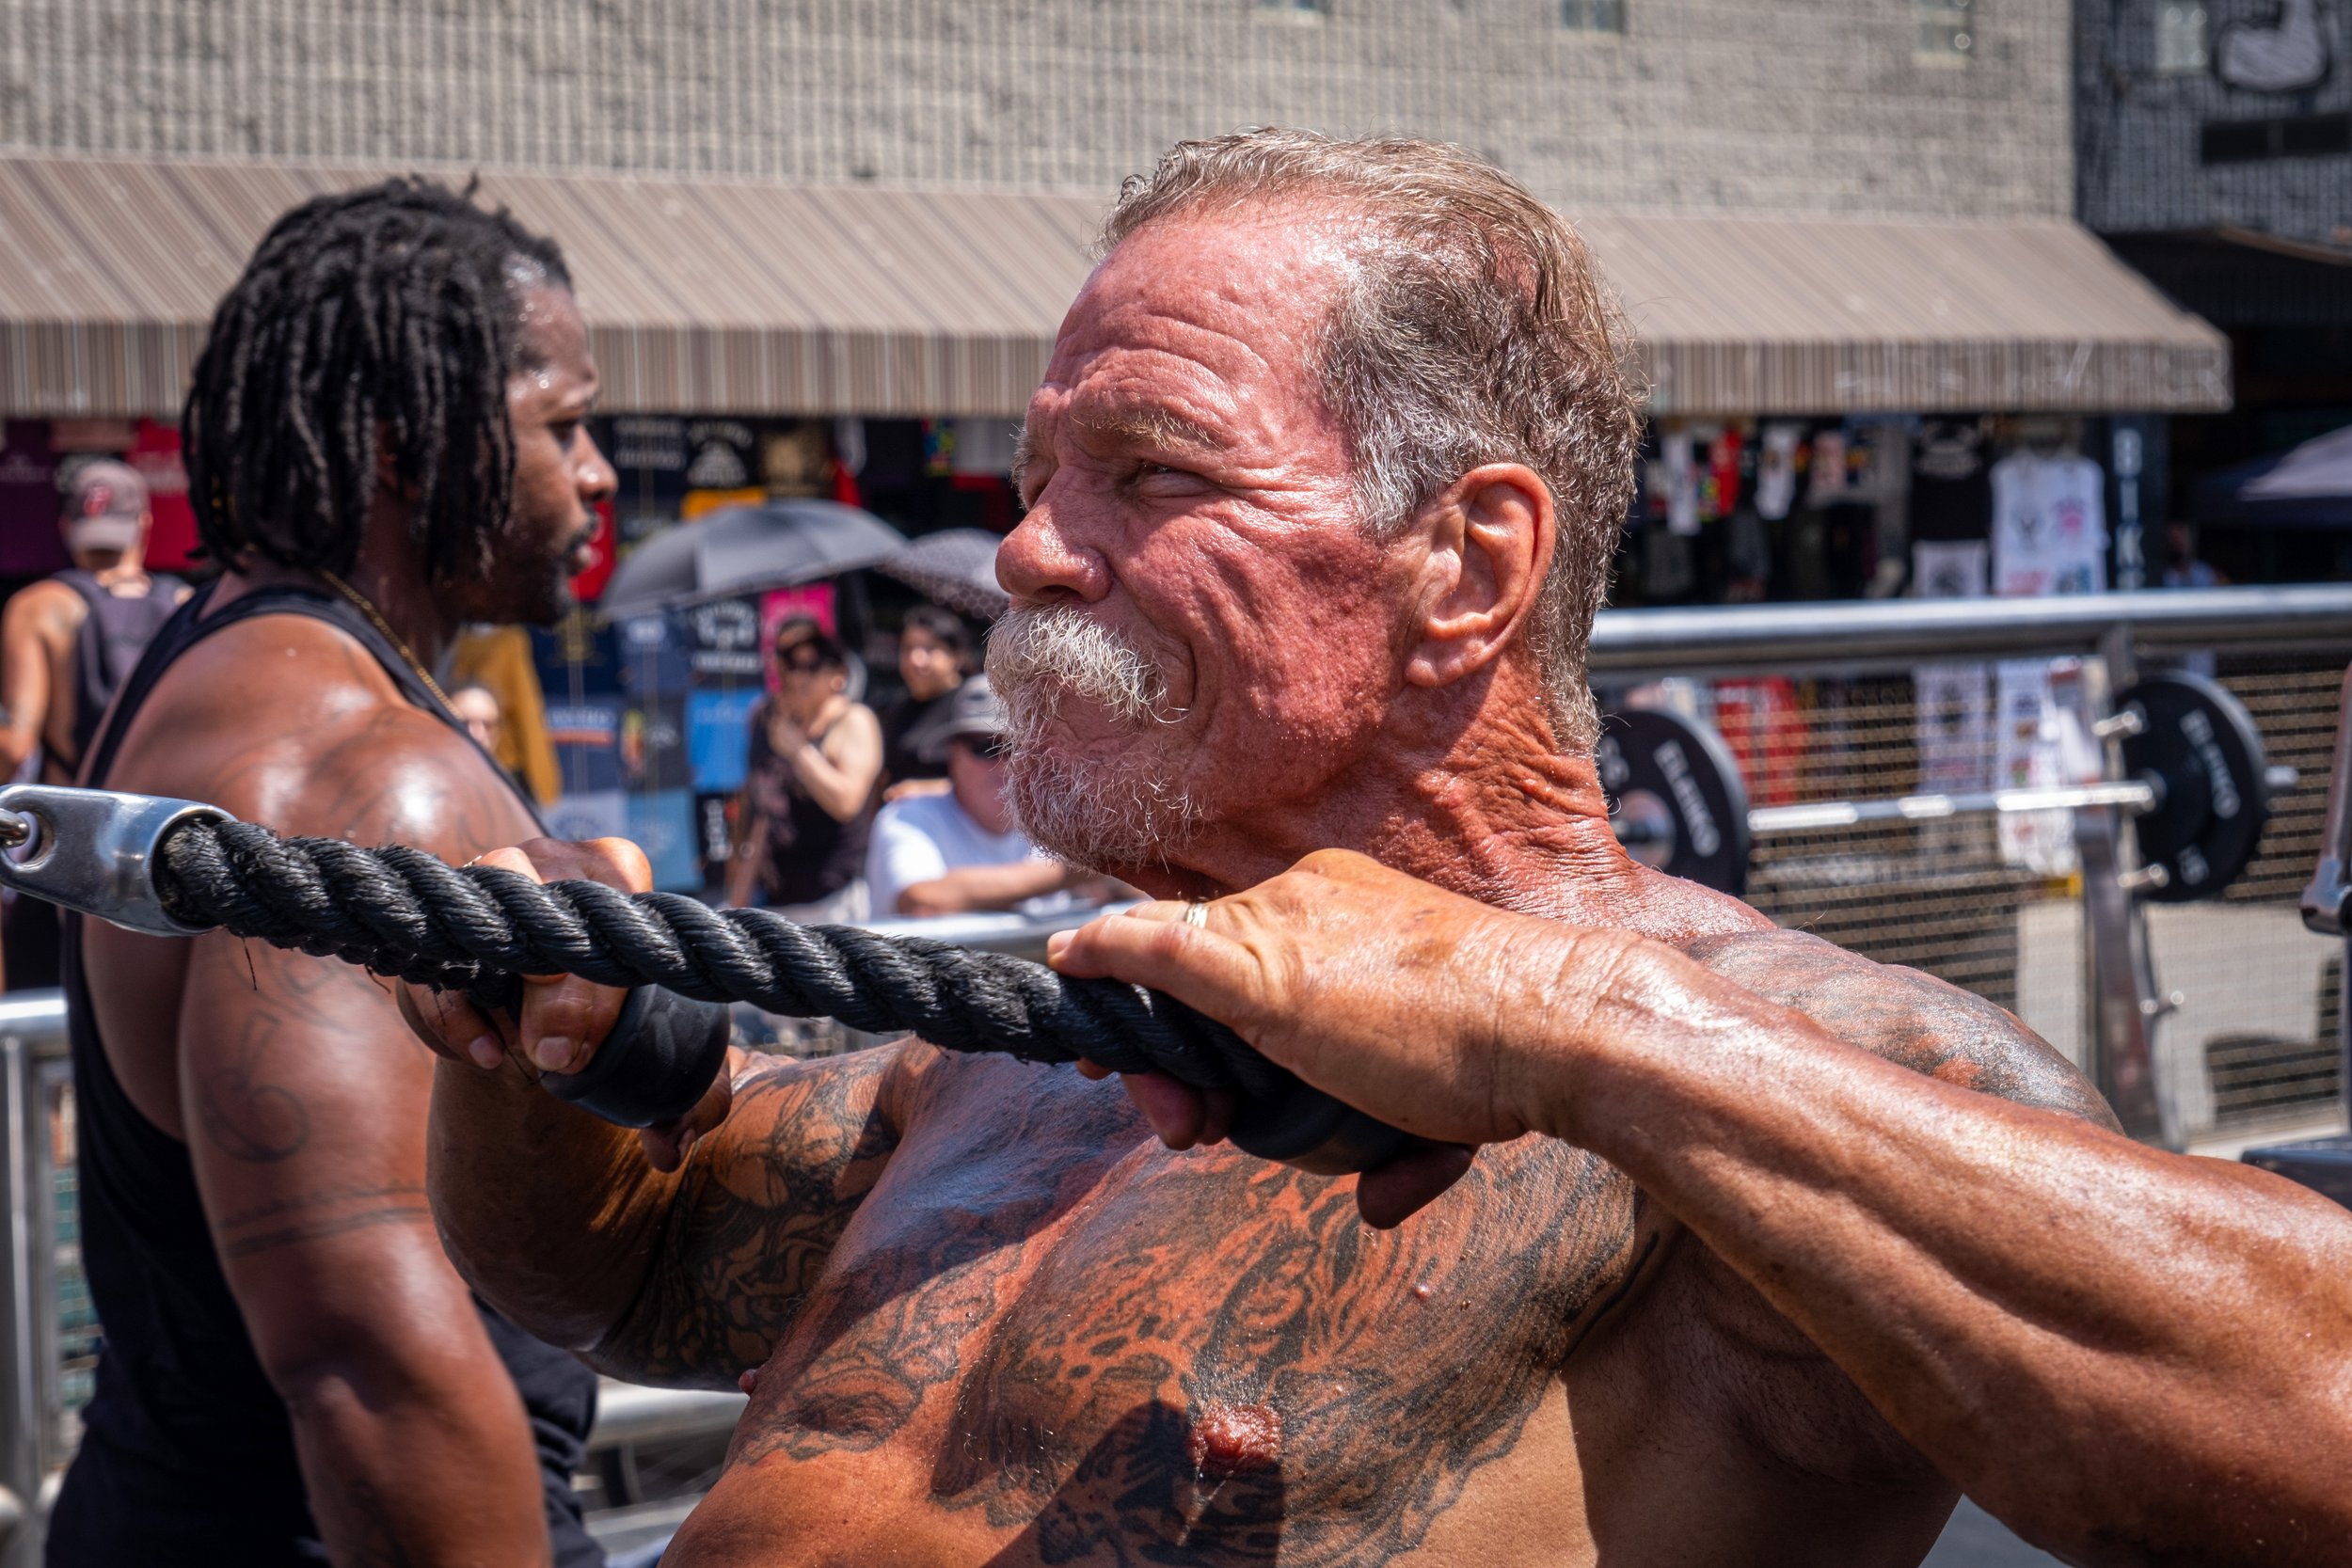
{"left": 149, "top": 816, "right": 1412, "bottom": 1175}
{"left": 540, "top": 986, "right": 733, "bottom": 1129}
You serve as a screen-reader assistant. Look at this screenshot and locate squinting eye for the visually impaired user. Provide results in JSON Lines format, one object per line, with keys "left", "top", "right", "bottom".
{"left": 548, "top": 422, "right": 580, "bottom": 446}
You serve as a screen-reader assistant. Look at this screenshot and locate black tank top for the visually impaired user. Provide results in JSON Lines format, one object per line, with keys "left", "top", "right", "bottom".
{"left": 50, "top": 567, "right": 184, "bottom": 781}
{"left": 48, "top": 583, "right": 604, "bottom": 1567}
{"left": 744, "top": 696, "right": 877, "bottom": 907}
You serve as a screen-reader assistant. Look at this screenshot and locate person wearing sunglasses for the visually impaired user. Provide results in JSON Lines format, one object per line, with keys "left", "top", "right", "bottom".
{"left": 722, "top": 617, "right": 882, "bottom": 919}
{"left": 865, "top": 674, "right": 1123, "bottom": 918}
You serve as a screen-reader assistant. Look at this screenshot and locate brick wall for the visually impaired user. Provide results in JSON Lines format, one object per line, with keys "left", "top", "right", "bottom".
{"left": 2075, "top": 0, "right": 2352, "bottom": 241}
{"left": 0, "top": 0, "right": 2069, "bottom": 219}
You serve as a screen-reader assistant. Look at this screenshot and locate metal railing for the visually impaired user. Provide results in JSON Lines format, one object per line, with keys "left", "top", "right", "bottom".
{"left": 1586, "top": 583, "right": 2352, "bottom": 673}
{"left": 0, "top": 995, "right": 66, "bottom": 1568}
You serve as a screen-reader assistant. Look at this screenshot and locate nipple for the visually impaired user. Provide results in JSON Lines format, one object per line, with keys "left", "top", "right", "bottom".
{"left": 1188, "top": 1402, "right": 1282, "bottom": 1480}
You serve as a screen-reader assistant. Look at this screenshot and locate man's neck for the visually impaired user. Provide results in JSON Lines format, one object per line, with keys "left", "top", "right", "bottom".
{"left": 225, "top": 500, "right": 453, "bottom": 673}
{"left": 1132, "top": 667, "right": 1650, "bottom": 927}
{"left": 71, "top": 549, "right": 150, "bottom": 592}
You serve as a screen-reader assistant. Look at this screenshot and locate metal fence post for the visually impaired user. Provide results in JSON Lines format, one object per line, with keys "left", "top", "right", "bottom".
{"left": 0, "top": 1011, "right": 54, "bottom": 1566}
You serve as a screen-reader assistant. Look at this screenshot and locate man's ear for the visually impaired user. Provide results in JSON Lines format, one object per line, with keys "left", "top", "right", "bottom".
{"left": 1403, "top": 463, "right": 1556, "bottom": 690}
{"left": 373, "top": 422, "right": 421, "bottom": 503}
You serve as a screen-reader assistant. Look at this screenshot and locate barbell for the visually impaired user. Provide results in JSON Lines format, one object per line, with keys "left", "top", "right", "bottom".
{"left": 1599, "top": 671, "right": 2283, "bottom": 902}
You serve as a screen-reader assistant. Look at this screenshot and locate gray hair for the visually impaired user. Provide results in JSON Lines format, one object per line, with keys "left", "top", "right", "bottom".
{"left": 1101, "top": 129, "right": 1645, "bottom": 752}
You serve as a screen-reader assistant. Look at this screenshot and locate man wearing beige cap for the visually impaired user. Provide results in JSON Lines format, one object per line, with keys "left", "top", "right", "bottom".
{"left": 0, "top": 459, "right": 188, "bottom": 985}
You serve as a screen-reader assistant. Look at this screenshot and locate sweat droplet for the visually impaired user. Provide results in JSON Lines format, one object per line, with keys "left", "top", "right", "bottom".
{"left": 1412, "top": 1283, "right": 1435, "bottom": 1301}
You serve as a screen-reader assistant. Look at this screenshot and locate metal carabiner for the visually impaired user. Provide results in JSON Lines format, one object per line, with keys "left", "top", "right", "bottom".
{"left": 0, "top": 784, "right": 234, "bottom": 939}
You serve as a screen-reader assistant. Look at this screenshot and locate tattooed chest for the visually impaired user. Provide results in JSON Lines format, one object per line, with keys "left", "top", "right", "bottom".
{"left": 739, "top": 1128, "right": 1644, "bottom": 1565}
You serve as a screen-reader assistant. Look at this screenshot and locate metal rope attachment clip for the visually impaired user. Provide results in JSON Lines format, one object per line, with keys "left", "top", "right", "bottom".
{"left": 0, "top": 784, "right": 233, "bottom": 939}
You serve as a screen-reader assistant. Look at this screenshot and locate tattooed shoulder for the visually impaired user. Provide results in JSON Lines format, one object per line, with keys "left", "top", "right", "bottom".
{"left": 1684, "top": 927, "right": 2115, "bottom": 1127}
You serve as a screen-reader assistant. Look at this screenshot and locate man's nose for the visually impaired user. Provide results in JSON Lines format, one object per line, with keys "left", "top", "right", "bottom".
{"left": 576, "top": 428, "right": 618, "bottom": 506}
{"left": 996, "top": 498, "right": 1112, "bottom": 605}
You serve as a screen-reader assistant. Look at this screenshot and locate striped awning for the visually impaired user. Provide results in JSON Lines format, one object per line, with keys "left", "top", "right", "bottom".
{"left": 0, "top": 152, "right": 1100, "bottom": 420}
{"left": 1577, "top": 212, "right": 2232, "bottom": 416}
{"left": 0, "top": 152, "right": 2227, "bottom": 420}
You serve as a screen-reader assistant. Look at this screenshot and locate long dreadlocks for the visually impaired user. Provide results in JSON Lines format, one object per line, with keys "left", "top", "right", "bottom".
{"left": 183, "top": 177, "right": 572, "bottom": 583}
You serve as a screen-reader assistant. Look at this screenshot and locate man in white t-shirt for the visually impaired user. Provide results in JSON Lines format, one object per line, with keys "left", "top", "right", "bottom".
{"left": 865, "top": 674, "right": 1116, "bottom": 918}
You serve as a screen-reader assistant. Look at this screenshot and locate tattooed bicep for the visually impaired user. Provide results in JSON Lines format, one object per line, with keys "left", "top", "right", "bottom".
{"left": 1686, "top": 930, "right": 2120, "bottom": 1131}
{"left": 593, "top": 1044, "right": 906, "bottom": 1387}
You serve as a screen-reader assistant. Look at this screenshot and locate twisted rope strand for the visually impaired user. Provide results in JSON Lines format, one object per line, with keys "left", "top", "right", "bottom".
{"left": 152, "top": 817, "right": 1290, "bottom": 1101}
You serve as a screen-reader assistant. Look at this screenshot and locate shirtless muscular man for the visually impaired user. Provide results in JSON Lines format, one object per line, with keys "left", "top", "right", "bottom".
{"left": 412, "top": 133, "right": 2116, "bottom": 1565}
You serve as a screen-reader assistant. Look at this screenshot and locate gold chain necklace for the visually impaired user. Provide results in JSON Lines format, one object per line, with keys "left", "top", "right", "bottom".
{"left": 318, "top": 570, "right": 453, "bottom": 708}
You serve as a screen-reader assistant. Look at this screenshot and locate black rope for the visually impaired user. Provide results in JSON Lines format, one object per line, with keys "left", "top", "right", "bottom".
{"left": 151, "top": 817, "right": 1291, "bottom": 1100}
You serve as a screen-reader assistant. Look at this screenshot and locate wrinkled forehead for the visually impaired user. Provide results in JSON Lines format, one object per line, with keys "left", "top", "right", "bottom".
{"left": 1032, "top": 210, "right": 1356, "bottom": 442}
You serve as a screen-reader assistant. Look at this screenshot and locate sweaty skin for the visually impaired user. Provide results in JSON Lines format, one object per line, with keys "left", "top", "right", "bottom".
{"left": 418, "top": 206, "right": 2118, "bottom": 1567}
{"left": 85, "top": 285, "right": 614, "bottom": 1567}
{"left": 1052, "top": 855, "right": 2352, "bottom": 1568}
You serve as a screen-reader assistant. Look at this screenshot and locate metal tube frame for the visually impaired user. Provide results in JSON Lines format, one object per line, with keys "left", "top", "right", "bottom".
{"left": 1589, "top": 583, "right": 2352, "bottom": 675}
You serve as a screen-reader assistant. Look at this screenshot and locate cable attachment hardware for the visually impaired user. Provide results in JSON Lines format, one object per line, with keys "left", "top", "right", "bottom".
{"left": 0, "top": 784, "right": 236, "bottom": 939}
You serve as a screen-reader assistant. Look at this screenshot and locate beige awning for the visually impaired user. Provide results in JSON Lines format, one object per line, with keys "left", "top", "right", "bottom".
{"left": 1580, "top": 211, "right": 2232, "bottom": 416}
{"left": 0, "top": 152, "right": 2227, "bottom": 420}
{"left": 0, "top": 153, "right": 1101, "bottom": 419}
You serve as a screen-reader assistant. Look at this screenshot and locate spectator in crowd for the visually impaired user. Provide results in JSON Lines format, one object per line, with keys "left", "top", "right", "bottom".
{"left": 447, "top": 681, "right": 539, "bottom": 800}
{"left": 877, "top": 603, "right": 970, "bottom": 791}
{"left": 452, "top": 623, "right": 562, "bottom": 805}
{"left": 448, "top": 682, "right": 504, "bottom": 753}
{"left": 0, "top": 461, "right": 190, "bottom": 989}
{"left": 866, "top": 674, "right": 1124, "bottom": 918}
{"left": 723, "top": 617, "right": 882, "bottom": 920}
{"left": 2161, "top": 520, "right": 2225, "bottom": 590}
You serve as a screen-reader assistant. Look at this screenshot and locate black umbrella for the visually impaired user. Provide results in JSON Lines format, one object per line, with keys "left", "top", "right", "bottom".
{"left": 599, "top": 500, "right": 908, "bottom": 616}
{"left": 2193, "top": 424, "right": 2352, "bottom": 530}
{"left": 873, "top": 528, "right": 1009, "bottom": 619}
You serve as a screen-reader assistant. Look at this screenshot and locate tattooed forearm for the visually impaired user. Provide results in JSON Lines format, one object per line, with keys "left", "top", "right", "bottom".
{"left": 593, "top": 1047, "right": 900, "bottom": 1386}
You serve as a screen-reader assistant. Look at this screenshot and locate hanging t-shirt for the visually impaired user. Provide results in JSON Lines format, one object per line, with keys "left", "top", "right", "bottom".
{"left": 1991, "top": 452, "right": 2107, "bottom": 598}
{"left": 1909, "top": 419, "right": 1994, "bottom": 544}
{"left": 1911, "top": 540, "right": 1989, "bottom": 601}
{"left": 1805, "top": 429, "right": 1851, "bottom": 507}
{"left": 1754, "top": 423, "right": 1803, "bottom": 521}
{"left": 1911, "top": 540, "right": 1993, "bottom": 798}
{"left": 1701, "top": 427, "right": 1743, "bottom": 520}
{"left": 1661, "top": 429, "right": 1701, "bottom": 537}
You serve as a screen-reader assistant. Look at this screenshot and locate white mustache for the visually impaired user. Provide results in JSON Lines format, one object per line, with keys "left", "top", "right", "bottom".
{"left": 985, "top": 606, "right": 1170, "bottom": 730}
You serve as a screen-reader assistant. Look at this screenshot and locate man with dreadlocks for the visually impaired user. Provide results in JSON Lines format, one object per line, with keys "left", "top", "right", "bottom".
{"left": 52, "top": 179, "right": 614, "bottom": 1566}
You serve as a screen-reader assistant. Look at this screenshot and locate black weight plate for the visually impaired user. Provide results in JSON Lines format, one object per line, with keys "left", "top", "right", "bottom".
{"left": 1597, "top": 707, "right": 1753, "bottom": 895}
{"left": 2118, "top": 671, "right": 2271, "bottom": 903}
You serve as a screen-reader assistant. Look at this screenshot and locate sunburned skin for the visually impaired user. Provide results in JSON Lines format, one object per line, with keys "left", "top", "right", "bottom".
{"left": 415, "top": 191, "right": 2116, "bottom": 1567}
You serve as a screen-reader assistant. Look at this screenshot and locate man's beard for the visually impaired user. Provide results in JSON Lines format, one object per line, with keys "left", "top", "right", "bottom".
{"left": 450, "top": 525, "right": 589, "bottom": 628}
{"left": 986, "top": 606, "right": 1199, "bottom": 870}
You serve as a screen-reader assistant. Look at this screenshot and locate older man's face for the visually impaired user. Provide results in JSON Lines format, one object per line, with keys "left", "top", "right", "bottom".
{"left": 993, "top": 208, "right": 1422, "bottom": 877}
